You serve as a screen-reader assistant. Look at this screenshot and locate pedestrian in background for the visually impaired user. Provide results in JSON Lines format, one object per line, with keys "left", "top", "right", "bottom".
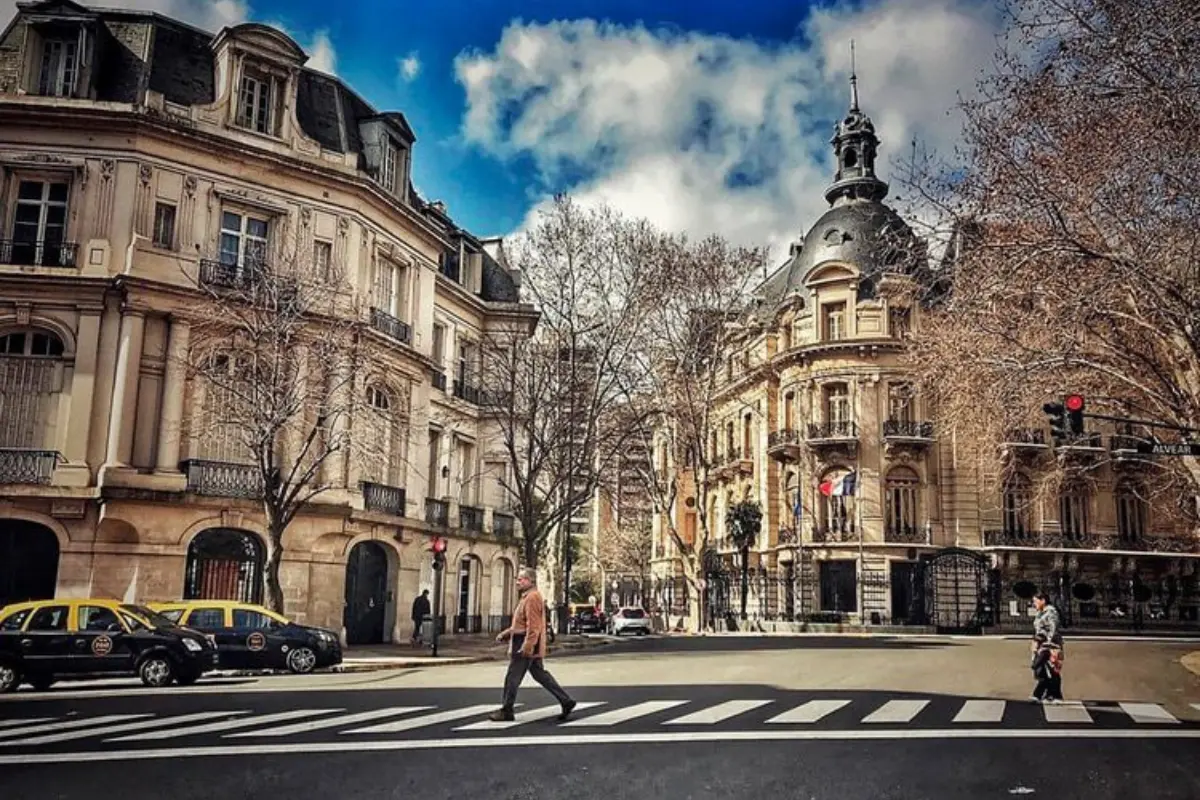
{"left": 1029, "top": 592, "right": 1065, "bottom": 703}
{"left": 410, "top": 589, "right": 431, "bottom": 647}
{"left": 490, "top": 568, "right": 576, "bottom": 722}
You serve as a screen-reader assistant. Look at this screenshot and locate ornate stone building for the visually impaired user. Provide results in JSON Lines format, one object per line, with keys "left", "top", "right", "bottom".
{"left": 0, "top": 1, "right": 531, "bottom": 643}
{"left": 650, "top": 77, "right": 1200, "bottom": 633}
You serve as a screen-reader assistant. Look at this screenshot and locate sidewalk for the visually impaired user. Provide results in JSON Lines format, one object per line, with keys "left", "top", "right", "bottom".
{"left": 338, "top": 633, "right": 614, "bottom": 672}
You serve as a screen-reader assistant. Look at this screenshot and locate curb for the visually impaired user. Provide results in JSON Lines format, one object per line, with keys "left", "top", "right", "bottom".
{"left": 333, "top": 638, "right": 615, "bottom": 673}
{"left": 1182, "top": 652, "right": 1200, "bottom": 678}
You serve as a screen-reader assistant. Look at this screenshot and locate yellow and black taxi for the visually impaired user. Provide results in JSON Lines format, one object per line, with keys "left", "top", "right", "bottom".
{"left": 0, "top": 599, "right": 219, "bottom": 693}
{"left": 149, "top": 601, "right": 342, "bottom": 674}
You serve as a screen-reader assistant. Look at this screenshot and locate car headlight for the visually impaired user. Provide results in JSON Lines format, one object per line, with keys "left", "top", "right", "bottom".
{"left": 183, "top": 638, "right": 202, "bottom": 652}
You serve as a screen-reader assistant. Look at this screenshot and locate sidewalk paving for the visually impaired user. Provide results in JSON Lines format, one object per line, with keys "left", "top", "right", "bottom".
{"left": 338, "top": 633, "right": 615, "bottom": 671}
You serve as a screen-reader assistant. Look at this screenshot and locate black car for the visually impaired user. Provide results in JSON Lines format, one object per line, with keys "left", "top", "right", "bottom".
{"left": 568, "top": 606, "right": 606, "bottom": 634}
{"left": 151, "top": 602, "right": 342, "bottom": 674}
{"left": 0, "top": 599, "right": 220, "bottom": 692}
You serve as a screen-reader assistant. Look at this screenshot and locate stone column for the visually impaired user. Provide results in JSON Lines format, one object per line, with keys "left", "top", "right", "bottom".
{"left": 154, "top": 319, "right": 190, "bottom": 472}
{"left": 86, "top": 301, "right": 122, "bottom": 472}
{"left": 104, "top": 309, "right": 146, "bottom": 468}
{"left": 64, "top": 309, "right": 102, "bottom": 463}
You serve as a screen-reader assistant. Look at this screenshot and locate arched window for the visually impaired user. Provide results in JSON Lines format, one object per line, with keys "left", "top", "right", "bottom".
{"left": 1002, "top": 474, "right": 1033, "bottom": 539}
{"left": 885, "top": 467, "right": 920, "bottom": 538}
{"left": 0, "top": 329, "right": 67, "bottom": 451}
{"left": 819, "top": 468, "right": 853, "bottom": 536}
{"left": 362, "top": 382, "right": 406, "bottom": 487}
{"left": 183, "top": 528, "right": 264, "bottom": 603}
{"left": 1115, "top": 481, "right": 1147, "bottom": 542}
{"left": 1059, "top": 482, "right": 1090, "bottom": 540}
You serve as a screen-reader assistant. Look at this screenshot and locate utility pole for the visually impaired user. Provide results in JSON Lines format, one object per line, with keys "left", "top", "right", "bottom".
{"left": 430, "top": 536, "right": 446, "bottom": 658}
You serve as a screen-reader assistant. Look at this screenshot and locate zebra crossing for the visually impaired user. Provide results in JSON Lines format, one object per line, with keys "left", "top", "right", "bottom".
{"left": 0, "top": 698, "right": 1197, "bottom": 752}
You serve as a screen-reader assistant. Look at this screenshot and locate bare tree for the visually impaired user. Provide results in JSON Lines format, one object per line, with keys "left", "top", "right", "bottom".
{"left": 481, "top": 196, "right": 659, "bottom": 596}
{"left": 182, "top": 244, "right": 385, "bottom": 613}
{"left": 623, "top": 234, "right": 766, "bottom": 630}
{"left": 896, "top": 0, "right": 1200, "bottom": 519}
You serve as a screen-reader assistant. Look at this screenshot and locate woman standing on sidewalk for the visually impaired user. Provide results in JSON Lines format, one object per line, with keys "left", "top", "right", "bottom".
{"left": 1030, "top": 592, "right": 1065, "bottom": 703}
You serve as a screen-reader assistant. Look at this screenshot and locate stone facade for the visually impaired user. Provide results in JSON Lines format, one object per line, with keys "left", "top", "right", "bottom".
{"left": 0, "top": 2, "right": 530, "bottom": 643}
{"left": 650, "top": 81, "right": 1200, "bottom": 632}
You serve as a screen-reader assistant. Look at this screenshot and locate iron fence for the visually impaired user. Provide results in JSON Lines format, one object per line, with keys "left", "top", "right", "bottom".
{"left": 0, "top": 449, "right": 58, "bottom": 485}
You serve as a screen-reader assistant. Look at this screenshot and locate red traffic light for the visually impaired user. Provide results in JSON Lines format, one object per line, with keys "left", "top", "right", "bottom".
{"left": 431, "top": 536, "right": 447, "bottom": 554}
{"left": 1065, "top": 394, "right": 1084, "bottom": 413}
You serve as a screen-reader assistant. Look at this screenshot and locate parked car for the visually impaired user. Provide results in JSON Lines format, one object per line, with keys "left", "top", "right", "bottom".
{"left": 609, "top": 606, "right": 652, "bottom": 636}
{"left": 150, "top": 601, "right": 341, "bottom": 674}
{"left": 0, "top": 598, "right": 219, "bottom": 692}
{"left": 568, "top": 605, "right": 606, "bottom": 634}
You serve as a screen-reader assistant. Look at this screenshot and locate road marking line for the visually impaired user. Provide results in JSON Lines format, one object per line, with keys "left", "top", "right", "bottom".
{"left": 766, "top": 699, "right": 851, "bottom": 724}
{"left": 562, "top": 700, "right": 688, "bottom": 727}
{"left": 862, "top": 700, "right": 930, "bottom": 724}
{"left": 228, "top": 707, "right": 435, "bottom": 738}
{"left": 110, "top": 709, "right": 343, "bottom": 741}
{"left": 663, "top": 700, "right": 773, "bottom": 726}
{"left": 953, "top": 700, "right": 1006, "bottom": 724}
{"left": 1118, "top": 703, "right": 1179, "bottom": 724}
{"left": 3, "top": 728, "right": 1200, "bottom": 764}
{"left": 344, "top": 705, "right": 499, "bottom": 734}
{"left": 456, "top": 703, "right": 606, "bottom": 731}
{"left": 0, "top": 718, "right": 50, "bottom": 729}
{"left": 1043, "top": 702, "right": 1092, "bottom": 723}
{"left": 0, "top": 715, "right": 149, "bottom": 740}
{"left": 0, "top": 712, "right": 245, "bottom": 746}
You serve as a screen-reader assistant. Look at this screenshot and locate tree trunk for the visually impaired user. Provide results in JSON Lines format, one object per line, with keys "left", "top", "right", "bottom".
{"left": 740, "top": 545, "right": 749, "bottom": 621}
{"left": 264, "top": 521, "right": 286, "bottom": 614}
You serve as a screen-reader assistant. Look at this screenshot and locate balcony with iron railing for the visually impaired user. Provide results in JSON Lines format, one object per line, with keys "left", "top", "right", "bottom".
{"left": 361, "top": 482, "right": 406, "bottom": 517}
{"left": 459, "top": 504, "right": 484, "bottom": 534}
{"left": 493, "top": 513, "right": 516, "bottom": 540}
{"left": 0, "top": 239, "right": 77, "bottom": 268}
{"left": 806, "top": 420, "right": 859, "bottom": 445}
{"left": 713, "top": 446, "right": 753, "bottom": 478}
{"left": 767, "top": 429, "right": 803, "bottom": 462}
{"left": 426, "top": 498, "right": 450, "bottom": 527}
{"left": 369, "top": 307, "right": 412, "bottom": 345}
{"left": 882, "top": 419, "right": 935, "bottom": 441}
{"left": 883, "top": 523, "right": 930, "bottom": 545}
{"left": 0, "top": 449, "right": 59, "bottom": 485}
{"left": 180, "top": 459, "right": 263, "bottom": 499}
{"left": 811, "top": 524, "right": 857, "bottom": 544}
{"left": 452, "top": 379, "right": 481, "bottom": 405}
{"left": 984, "top": 527, "right": 1199, "bottom": 554}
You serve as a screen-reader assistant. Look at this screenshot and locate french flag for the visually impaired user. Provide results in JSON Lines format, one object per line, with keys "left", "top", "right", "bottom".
{"left": 819, "top": 471, "right": 857, "bottom": 497}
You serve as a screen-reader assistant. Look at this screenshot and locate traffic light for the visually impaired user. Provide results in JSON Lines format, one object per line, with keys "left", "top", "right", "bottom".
{"left": 1065, "top": 393, "right": 1085, "bottom": 435}
{"left": 1043, "top": 401, "right": 1067, "bottom": 444}
{"left": 431, "top": 536, "right": 447, "bottom": 570}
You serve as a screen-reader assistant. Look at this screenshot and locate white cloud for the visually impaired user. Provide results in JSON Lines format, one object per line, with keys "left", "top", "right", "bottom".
{"left": 304, "top": 29, "right": 337, "bottom": 75}
{"left": 398, "top": 51, "right": 422, "bottom": 82}
{"left": 454, "top": 0, "right": 1003, "bottom": 262}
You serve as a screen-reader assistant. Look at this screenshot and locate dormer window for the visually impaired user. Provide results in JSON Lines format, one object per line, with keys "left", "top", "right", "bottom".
{"left": 381, "top": 139, "right": 398, "bottom": 194}
{"left": 236, "top": 69, "right": 278, "bottom": 135}
{"left": 38, "top": 38, "right": 78, "bottom": 97}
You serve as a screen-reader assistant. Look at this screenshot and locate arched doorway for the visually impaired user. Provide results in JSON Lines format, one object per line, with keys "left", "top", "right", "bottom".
{"left": 184, "top": 528, "right": 264, "bottom": 603}
{"left": 0, "top": 520, "right": 60, "bottom": 607}
{"left": 344, "top": 542, "right": 388, "bottom": 645}
{"left": 455, "top": 556, "right": 483, "bottom": 633}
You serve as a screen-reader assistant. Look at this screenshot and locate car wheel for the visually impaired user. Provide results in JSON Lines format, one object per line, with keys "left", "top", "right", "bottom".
{"left": 139, "top": 655, "right": 175, "bottom": 688}
{"left": 29, "top": 676, "right": 55, "bottom": 691}
{"left": 287, "top": 646, "right": 317, "bottom": 674}
{"left": 0, "top": 663, "right": 20, "bottom": 693}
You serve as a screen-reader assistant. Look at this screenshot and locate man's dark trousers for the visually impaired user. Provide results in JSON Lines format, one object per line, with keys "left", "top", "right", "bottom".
{"left": 502, "top": 653, "right": 572, "bottom": 711}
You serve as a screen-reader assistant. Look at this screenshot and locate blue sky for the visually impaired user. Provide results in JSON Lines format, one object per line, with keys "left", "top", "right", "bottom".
{"left": 63, "top": 0, "right": 1004, "bottom": 258}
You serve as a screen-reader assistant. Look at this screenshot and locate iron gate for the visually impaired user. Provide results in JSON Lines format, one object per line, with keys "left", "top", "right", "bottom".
{"left": 922, "top": 547, "right": 992, "bottom": 634}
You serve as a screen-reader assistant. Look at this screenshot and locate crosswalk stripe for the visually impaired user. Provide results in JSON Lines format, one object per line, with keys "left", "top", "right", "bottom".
{"left": 766, "top": 699, "right": 851, "bottom": 724}
{"left": 0, "top": 715, "right": 148, "bottom": 740}
{"left": 344, "top": 705, "right": 499, "bottom": 734}
{"left": 456, "top": 703, "right": 606, "bottom": 731}
{"left": 562, "top": 700, "right": 689, "bottom": 727}
{"left": 953, "top": 700, "right": 1006, "bottom": 724}
{"left": 862, "top": 700, "right": 930, "bottom": 723}
{"left": 0, "top": 712, "right": 244, "bottom": 746}
{"left": 110, "top": 709, "right": 343, "bottom": 742}
{"left": 0, "top": 718, "right": 50, "bottom": 729}
{"left": 1118, "top": 703, "right": 1179, "bottom": 724}
{"left": 1043, "top": 701, "right": 1092, "bottom": 723}
{"left": 663, "top": 700, "right": 773, "bottom": 726}
{"left": 229, "top": 707, "right": 435, "bottom": 738}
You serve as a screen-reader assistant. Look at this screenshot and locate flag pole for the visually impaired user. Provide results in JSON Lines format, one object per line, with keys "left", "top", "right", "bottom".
{"left": 856, "top": 461, "right": 865, "bottom": 626}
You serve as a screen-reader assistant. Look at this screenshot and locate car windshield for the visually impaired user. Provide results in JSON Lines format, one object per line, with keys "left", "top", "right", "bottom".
{"left": 622, "top": 608, "right": 646, "bottom": 619}
{"left": 120, "top": 604, "right": 179, "bottom": 629}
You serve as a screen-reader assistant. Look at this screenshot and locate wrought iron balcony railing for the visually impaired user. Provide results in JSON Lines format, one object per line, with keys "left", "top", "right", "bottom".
{"left": 811, "top": 524, "right": 856, "bottom": 543}
{"left": 453, "top": 379, "right": 481, "bottom": 404}
{"left": 369, "top": 307, "right": 412, "bottom": 345}
{"left": 1002, "top": 428, "right": 1046, "bottom": 446}
{"left": 493, "top": 513, "right": 516, "bottom": 540}
{"left": 768, "top": 429, "right": 802, "bottom": 448}
{"left": 361, "top": 481, "right": 406, "bottom": 517}
{"left": 459, "top": 504, "right": 484, "bottom": 533}
{"left": 807, "top": 420, "right": 858, "bottom": 440}
{"left": 426, "top": 498, "right": 450, "bottom": 527}
{"left": 181, "top": 459, "right": 263, "bottom": 499}
{"left": 0, "top": 449, "right": 59, "bottom": 485}
{"left": 884, "top": 524, "right": 929, "bottom": 544}
{"left": 883, "top": 420, "right": 934, "bottom": 439}
{"left": 1058, "top": 432, "right": 1103, "bottom": 449}
{"left": 0, "top": 239, "right": 77, "bottom": 268}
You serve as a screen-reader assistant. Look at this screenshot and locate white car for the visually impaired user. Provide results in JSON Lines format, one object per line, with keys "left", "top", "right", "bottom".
{"left": 609, "top": 607, "right": 652, "bottom": 636}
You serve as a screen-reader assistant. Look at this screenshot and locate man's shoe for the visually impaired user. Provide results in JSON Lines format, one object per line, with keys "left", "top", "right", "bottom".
{"left": 488, "top": 709, "right": 515, "bottom": 722}
{"left": 558, "top": 700, "right": 577, "bottom": 721}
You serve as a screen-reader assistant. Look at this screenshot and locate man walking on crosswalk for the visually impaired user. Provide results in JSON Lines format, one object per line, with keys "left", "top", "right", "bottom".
{"left": 490, "top": 567, "right": 577, "bottom": 722}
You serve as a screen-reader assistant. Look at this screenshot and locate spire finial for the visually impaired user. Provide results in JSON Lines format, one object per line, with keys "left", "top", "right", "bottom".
{"left": 849, "top": 40, "right": 859, "bottom": 111}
